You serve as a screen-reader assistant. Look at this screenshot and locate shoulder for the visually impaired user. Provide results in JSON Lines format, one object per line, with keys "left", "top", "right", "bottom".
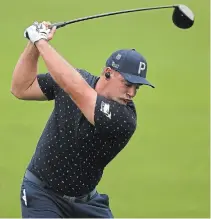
{"left": 77, "top": 68, "right": 97, "bottom": 79}
{"left": 95, "top": 96, "right": 137, "bottom": 136}
{"left": 76, "top": 68, "right": 99, "bottom": 88}
{"left": 127, "top": 100, "right": 137, "bottom": 119}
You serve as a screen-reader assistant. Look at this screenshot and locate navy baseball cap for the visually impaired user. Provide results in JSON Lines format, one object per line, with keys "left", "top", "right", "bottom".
{"left": 106, "top": 49, "right": 154, "bottom": 88}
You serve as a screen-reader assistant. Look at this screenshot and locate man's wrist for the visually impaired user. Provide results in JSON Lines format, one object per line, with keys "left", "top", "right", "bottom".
{"left": 25, "top": 42, "right": 40, "bottom": 57}
{"left": 35, "top": 39, "right": 48, "bottom": 48}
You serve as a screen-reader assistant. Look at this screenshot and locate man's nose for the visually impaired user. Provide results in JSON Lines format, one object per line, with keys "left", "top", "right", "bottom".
{"left": 127, "top": 86, "right": 136, "bottom": 98}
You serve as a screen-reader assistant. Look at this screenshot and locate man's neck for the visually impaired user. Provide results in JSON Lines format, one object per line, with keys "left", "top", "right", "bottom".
{"left": 94, "top": 77, "right": 108, "bottom": 98}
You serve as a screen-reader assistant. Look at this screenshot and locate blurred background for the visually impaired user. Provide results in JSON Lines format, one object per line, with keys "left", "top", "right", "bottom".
{"left": 0, "top": 0, "right": 210, "bottom": 217}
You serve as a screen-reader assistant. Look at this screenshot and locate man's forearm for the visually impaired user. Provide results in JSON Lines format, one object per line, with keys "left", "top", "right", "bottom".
{"left": 35, "top": 40, "right": 91, "bottom": 97}
{"left": 11, "top": 42, "right": 39, "bottom": 96}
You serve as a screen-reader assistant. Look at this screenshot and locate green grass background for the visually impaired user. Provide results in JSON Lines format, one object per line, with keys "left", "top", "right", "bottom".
{"left": 0, "top": 0, "right": 209, "bottom": 217}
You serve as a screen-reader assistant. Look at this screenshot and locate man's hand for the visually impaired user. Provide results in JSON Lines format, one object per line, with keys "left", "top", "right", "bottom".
{"left": 24, "top": 21, "right": 56, "bottom": 44}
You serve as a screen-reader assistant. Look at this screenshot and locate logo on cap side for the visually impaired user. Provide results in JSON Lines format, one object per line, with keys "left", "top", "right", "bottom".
{"left": 112, "top": 61, "right": 119, "bottom": 69}
{"left": 116, "top": 54, "right": 122, "bottom": 60}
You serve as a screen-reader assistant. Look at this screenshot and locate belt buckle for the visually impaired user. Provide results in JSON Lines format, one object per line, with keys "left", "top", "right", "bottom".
{"left": 63, "top": 189, "right": 95, "bottom": 203}
{"left": 63, "top": 195, "right": 76, "bottom": 202}
{"left": 63, "top": 194, "right": 89, "bottom": 203}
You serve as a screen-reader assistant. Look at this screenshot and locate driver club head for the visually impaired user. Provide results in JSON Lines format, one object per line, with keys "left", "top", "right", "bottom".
{"left": 172, "top": 4, "right": 194, "bottom": 29}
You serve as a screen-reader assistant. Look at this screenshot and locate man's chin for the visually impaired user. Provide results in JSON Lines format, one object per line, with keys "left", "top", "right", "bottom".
{"left": 116, "top": 98, "right": 127, "bottom": 105}
{"left": 108, "top": 97, "right": 127, "bottom": 105}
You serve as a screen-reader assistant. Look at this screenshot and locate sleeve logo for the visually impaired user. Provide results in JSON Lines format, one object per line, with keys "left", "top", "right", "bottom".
{"left": 100, "top": 101, "right": 111, "bottom": 119}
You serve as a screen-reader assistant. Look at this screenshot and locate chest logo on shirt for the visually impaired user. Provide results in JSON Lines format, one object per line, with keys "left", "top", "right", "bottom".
{"left": 100, "top": 101, "right": 111, "bottom": 119}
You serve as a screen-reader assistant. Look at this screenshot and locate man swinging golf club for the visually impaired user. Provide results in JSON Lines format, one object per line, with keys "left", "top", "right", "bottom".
{"left": 11, "top": 21, "right": 154, "bottom": 218}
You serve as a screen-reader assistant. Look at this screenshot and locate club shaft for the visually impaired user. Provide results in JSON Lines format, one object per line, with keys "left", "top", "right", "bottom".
{"left": 51, "top": 5, "right": 177, "bottom": 29}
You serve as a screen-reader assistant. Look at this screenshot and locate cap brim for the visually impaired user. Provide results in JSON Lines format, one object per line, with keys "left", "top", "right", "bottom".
{"left": 120, "top": 72, "right": 155, "bottom": 88}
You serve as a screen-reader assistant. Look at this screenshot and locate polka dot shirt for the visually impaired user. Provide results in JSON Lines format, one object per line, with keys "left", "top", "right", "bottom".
{"left": 27, "top": 69, "right": 137, "bottom": 196}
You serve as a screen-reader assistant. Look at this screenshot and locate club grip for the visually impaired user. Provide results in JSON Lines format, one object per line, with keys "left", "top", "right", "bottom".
{"left": 50, "top": 22, "right": 66, "bottom": 29}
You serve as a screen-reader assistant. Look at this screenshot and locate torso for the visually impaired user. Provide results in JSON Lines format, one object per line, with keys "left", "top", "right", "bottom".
{"left": 28, "top": 69, "right": 137, "bottom": 196}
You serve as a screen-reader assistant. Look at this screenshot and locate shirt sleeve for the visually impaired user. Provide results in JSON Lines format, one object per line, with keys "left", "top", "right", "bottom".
{"left": 94, "top": 95, "right": 137, "bottom": 138}
{"left": 37, "top": 73, "right": 58, "bottom": 100}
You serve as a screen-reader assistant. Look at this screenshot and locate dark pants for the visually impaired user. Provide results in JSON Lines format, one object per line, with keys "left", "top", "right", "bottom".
{"left": 20, "top": 171, "right": 113, "bottom": 218}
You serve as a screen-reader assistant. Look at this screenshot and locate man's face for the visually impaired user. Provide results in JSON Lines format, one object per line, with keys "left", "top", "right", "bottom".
{"left": 104, "top": 68, "right": 140, "bottom": 105}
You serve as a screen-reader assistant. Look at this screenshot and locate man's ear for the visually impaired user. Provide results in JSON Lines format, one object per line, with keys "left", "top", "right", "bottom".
{"left": 102, "top": 67, "right": 112, "bottom": 76}
{"left": 104, "top": 66, "right": 112, "bottom": 73}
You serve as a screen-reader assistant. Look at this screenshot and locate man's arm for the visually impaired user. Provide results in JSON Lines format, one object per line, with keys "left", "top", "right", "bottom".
{"left": 11, "top": 42, "right": 48, "bottom": 100}
{"left": 35, "top": 40, "right": 97, "bottom": 124}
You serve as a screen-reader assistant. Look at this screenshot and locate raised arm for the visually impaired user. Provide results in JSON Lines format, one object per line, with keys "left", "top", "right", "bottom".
{"left": 10, "top": 42, "right": 48, "bottom": 100}
{"left": 21, "top": 20, "right": 97, "bottom": 123}
{"left": 11, "top": 22, "right": 57, "bottom": 101}
{"left": 36, "top": 39, "right": 97, "bottom": 124}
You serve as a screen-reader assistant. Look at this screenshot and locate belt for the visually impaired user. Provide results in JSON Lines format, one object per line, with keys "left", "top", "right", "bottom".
{"left": 24, "top": 169, "right": 96, "bottom": 202}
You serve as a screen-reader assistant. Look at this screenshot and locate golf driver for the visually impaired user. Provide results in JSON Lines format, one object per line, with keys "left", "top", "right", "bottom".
{"left": 50, "top": 4, "right": 194, "bottom": 30}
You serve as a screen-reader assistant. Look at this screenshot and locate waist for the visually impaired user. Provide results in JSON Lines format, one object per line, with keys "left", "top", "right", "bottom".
{"left": 24, "top": 169, "right": 96, "bottom": 202}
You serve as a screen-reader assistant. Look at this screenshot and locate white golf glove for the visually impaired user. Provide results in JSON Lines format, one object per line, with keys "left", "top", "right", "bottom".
{"left": 24, "top": 21, "right": 51, "bottom": 44}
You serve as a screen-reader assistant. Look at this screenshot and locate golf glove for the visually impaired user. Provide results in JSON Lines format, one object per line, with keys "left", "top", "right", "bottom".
{"left": 24, "top": 21, "right": 50, "bottom": 44}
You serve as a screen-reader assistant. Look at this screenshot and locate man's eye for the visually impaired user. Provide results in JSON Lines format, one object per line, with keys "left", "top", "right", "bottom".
{"left": 124, "top": 82, "right": 140, "bottom": 89}
{"left": 125, "top": 83, "right": 132, "bottom": 87}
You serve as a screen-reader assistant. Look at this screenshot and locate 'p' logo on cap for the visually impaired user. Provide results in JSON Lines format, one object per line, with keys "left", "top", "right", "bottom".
{"left": 138, "top": 62, "right": 146, "bottom": 74}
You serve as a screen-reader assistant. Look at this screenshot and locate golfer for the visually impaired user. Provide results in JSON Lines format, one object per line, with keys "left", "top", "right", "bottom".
{"left": 11, "top": 21, "right": 154, "bottom": 218}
